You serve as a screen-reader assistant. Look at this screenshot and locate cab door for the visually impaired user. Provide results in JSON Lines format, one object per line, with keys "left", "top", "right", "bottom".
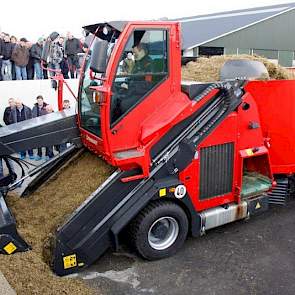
{"left": 106, "top": 24, "right": 175, "bottom": 153}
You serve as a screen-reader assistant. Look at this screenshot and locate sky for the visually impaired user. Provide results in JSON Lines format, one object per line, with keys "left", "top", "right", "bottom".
{"left": 0, "top": 0, "right": 292, "bottom": 41}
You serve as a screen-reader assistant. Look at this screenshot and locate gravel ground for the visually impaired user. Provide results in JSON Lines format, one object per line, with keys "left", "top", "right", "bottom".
{"left": 0, "top": 272, "right": 15, "bottom": 295}
{"left": 77, "top": 200, "right": 295, "bottom": 295}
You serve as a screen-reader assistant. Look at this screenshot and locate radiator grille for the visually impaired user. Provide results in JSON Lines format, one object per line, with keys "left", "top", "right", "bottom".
{"left": 199, "top": 142, "right": 234, "bottom": 200}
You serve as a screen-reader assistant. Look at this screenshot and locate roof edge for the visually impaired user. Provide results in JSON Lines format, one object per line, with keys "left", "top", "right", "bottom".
{"left": 185, "top": 6, "right": 295, "bottom": 50}
{"left": 175, "top": 2, "right": 295, "bottom": 21}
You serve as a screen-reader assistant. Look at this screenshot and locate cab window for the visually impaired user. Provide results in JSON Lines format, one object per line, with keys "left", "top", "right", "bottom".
{"left": 111, "top": 29, "right": 168, "bottom": 125}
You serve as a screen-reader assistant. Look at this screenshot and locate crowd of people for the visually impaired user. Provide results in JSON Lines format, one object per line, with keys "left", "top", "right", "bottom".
{"left": 0, "top": 96, "right": 71, "bottom": 177}
{"left": 0, "top": 32, "right": 88, "bottom": 82}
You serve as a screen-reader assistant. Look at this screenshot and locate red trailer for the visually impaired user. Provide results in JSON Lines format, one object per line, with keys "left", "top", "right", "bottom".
{"left": 246, "top": 80, "right": 295, "bottom": 175}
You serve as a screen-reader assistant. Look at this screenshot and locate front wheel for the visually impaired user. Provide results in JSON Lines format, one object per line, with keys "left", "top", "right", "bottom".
{"left": 129, "top": 201, "right": 188, "bottom": 260}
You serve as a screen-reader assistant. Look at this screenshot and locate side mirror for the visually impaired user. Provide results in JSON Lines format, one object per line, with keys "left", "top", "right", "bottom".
{"left": 90, "top": 40, "right": 109, "bottom": 74}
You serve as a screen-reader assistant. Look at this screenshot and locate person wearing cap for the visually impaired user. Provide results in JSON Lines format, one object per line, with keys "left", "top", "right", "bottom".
{"left": 31, "top": 37, "right": 44, "bottom": 79}
{"left": 47, "top": 32, "right": 63, "bottom": 89}
{"left": 11, "top": 37, "right": 30, "bottom": 80}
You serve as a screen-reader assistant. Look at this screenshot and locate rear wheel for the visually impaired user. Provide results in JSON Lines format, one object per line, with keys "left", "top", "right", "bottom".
{"left": 129, "top": 201, "right": 188, "bottom": 260}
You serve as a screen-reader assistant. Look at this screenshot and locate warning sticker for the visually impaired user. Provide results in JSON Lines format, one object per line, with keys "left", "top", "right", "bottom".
{"left": 4, "top": 242, "right": 17, "bottom": 255}
{"left": 255, "top": 202, "right": 261, "bottom": 210}
{"left": 159, "top": 188, "right": 167, "bottom": 197}
{"left": 174, "top": 185, "right": 186, "bottom": 199}
{"left": 63, "top": 254, "right": 77, "bottom": 269}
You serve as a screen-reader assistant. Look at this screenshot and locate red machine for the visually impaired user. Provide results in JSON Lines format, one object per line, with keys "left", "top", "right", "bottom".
{"left": 78, "top": 21, "right": 295, "bottom": 209}
{"left": 1, "top": 21, "right": 295, "bottom": 276}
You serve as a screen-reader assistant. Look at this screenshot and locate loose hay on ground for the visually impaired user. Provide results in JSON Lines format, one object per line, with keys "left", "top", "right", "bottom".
{"left": 181, "top": 54, "right": 295, "bottom": 82}
{"left": 0, "top": 151, "right": 113, "bottom": 295}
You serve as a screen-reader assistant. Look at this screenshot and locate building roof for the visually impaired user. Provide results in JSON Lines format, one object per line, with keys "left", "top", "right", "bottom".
{"left": 174, "top": 3, "right": 295, "bottom": 50}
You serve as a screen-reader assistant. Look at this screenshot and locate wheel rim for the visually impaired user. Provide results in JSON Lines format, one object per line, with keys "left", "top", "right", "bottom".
{"left": 148, "top": 216, "right": 179, "bottom": 250}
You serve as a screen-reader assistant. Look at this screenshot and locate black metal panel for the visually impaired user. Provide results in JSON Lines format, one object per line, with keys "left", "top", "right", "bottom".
{"left": 0, "top": 109, "right": 81, "bottom": 156}
{"left": 0, "top": 192, "right": 30, "bottom": 254}
{"left": 20, "top": 147, "right": 83, "bottom": 197}
{"left": 181, "top": 82, "right": 214, "bottom": 100}
{"left": 248, "top": 194, "right": 269, "bottom": 215}
{"left": 53, "top": 169, "right": 154, "bottom": 276}
{"left": 199, "top": 46, "right": 224, "bottom": 56}
{"left": 199, "top": 142, "right": 234, "bottom": 199}
{"left": 63, "top": 172, "right": 143, "bottom": 248}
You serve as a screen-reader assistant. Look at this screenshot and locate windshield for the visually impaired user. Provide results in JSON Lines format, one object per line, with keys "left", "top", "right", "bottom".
{"left": 79, "top": 34, "right": 118, "bottom": 137}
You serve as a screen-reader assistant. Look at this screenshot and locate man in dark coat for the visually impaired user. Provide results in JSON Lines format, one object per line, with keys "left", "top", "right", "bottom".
{"left": 3, "top": 98, "right": 15, "bottom": 125}
{"left": 58, "top": 36, "right": 69, "bottom": 79}
{"left": 9, "top": 99, "right": 34, "bottom": 159}
{"left": 0, "top": 34, "right": 14, "bottom": 80}
{"left": 32, "top": 95, "right": 48, "bottom": 117}
{"left": 132, "top": 44, "right": 152, "bottom": 74}
{"left": 65, "top": 32, "right": 82, "bottom": 78}
{"left": 26, "top": 42, "right": 35, "bottom": 80}
{"left": 31, "top": 38, "right": 44, "bottom": 79}
{"left": 32, "top": 95, "right": 49, "bottom": 160}
{"left": 47, "top": 32, "right": 63, "bottom": 89}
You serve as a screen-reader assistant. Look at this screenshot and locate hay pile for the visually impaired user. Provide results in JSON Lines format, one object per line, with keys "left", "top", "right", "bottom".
{"left": 0, "top": 152, "right": 113, "bottom": 295}
{"left": 181, "top": 54, "right": 295, "bottom": 82}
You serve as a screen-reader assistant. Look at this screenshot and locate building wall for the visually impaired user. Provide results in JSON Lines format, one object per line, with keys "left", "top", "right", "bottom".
{"left": 198, "top": 9, "right": 295, "bottom": 66}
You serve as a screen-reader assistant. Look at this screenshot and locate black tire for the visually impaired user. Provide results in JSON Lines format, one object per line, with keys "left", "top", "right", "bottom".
{"left": 128, "top": 201, "right": 188, "bottom": 260}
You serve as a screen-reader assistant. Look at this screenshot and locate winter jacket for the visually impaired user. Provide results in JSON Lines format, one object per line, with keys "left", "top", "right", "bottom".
{"left": 3, "top": 106, "right": 14, "bottom": 125}
{"left": 26, "top": 48, "right": 35, "bottom": 79}
{"left": 48, "top": 42, "right": 63, "bottom": 65}
{"left": 32, "top": 102, "right": 48, "bottom": 117}
{"left": 9, "top": 105, "right": 32, "bottom": 124}
{"left": 0, "top": 39, "right": 3, "bottom": 57}
{"left": 1, "top": 42, "right": 13, "bottom": 60}
{"left": 133, "top": 55, "right": 152, "bottom": 74}
{"left": 11, "top": 45, "right": 30, "bottom": 67}
{"left": 65, "top": 38, "right": 81, "bottom": 56}
{"left": 30, "top": 43, "right": 43, "bottom": 63}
